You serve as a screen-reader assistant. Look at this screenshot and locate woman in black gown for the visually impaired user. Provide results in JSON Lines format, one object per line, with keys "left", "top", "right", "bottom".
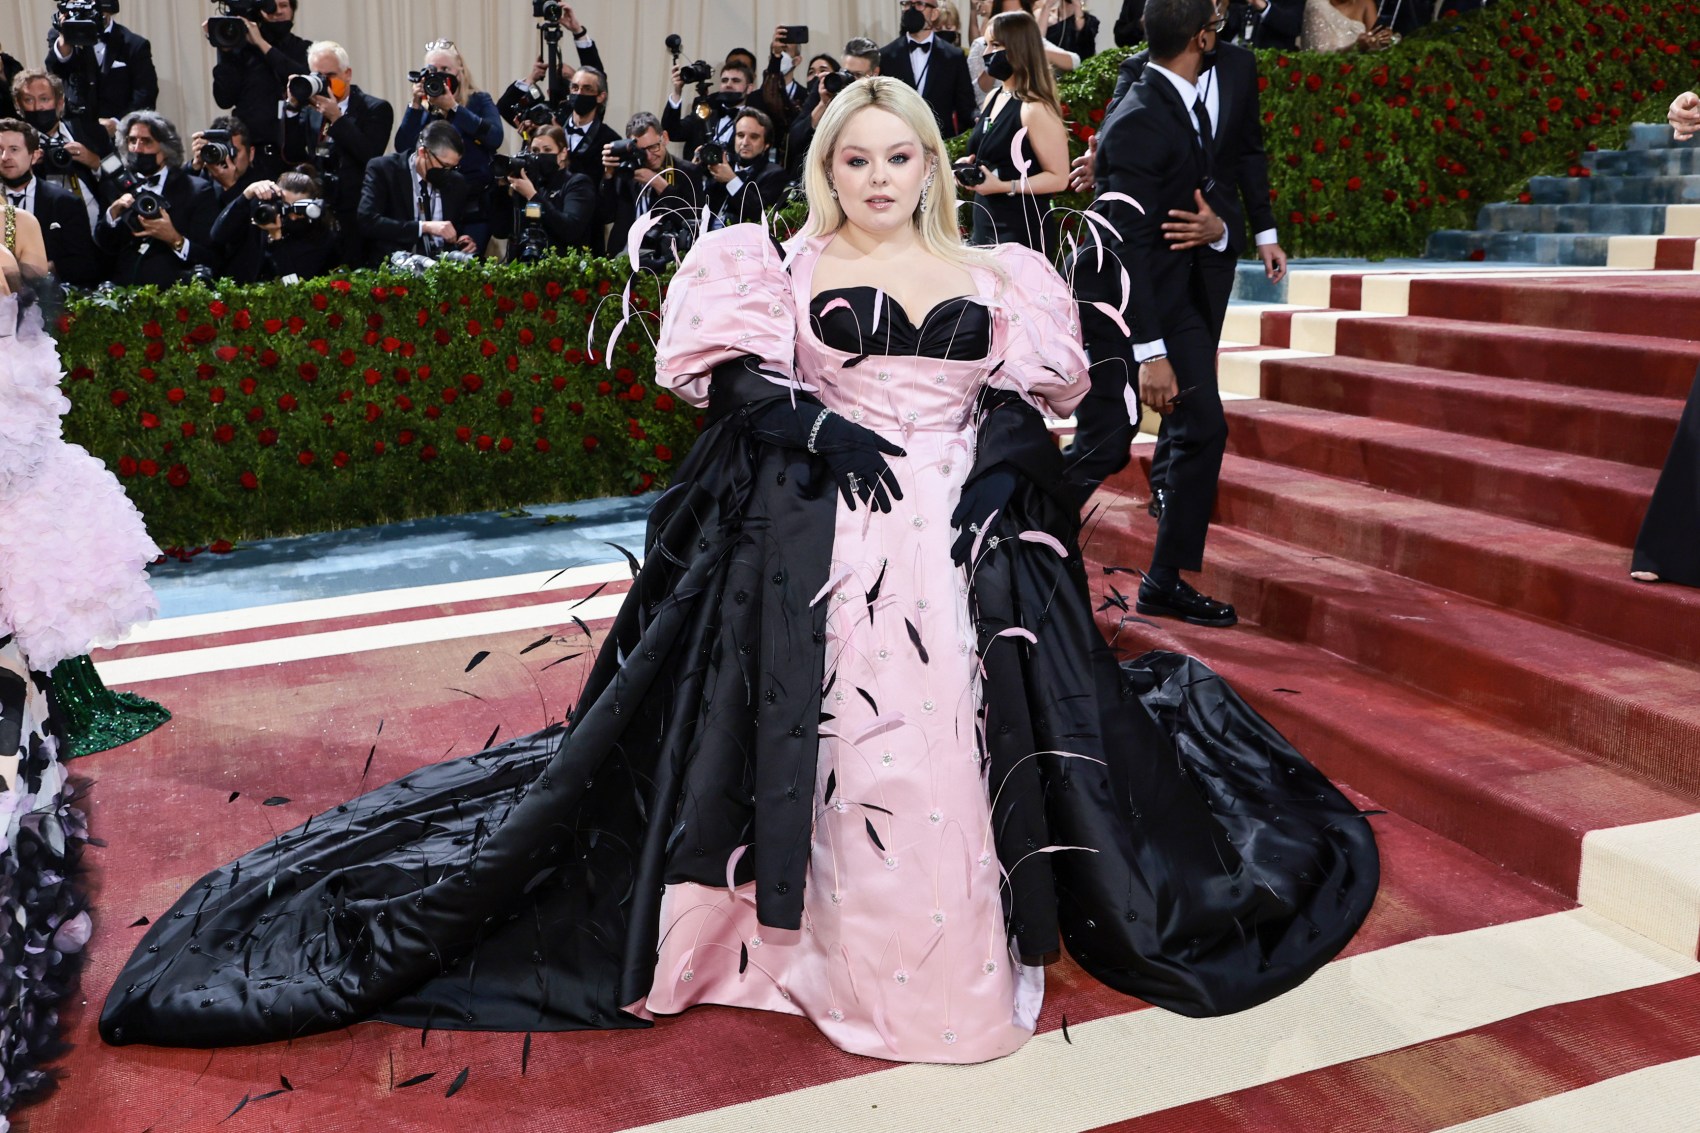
{"left": 961, "top": 11, "right": 1071, "bottom": 255}
{"left": 99, "top": 78, "right": 1377, "bottom": 1061}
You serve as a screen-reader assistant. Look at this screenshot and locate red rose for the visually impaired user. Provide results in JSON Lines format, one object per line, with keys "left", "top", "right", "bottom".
{"left": 382, "top": 336, "right": 402, "bottom": 353}
{"left": 476, "top": 434, "right": 494, "bottom": 452}
{"left": 195, "top": 363, "right": 217, "bottom": 382}
{"left": 440, "top": 387, "right": 458, "bottom": 404}
{"left": 257, "top": 427, "right": 279, "bottom": 446}
{"left": 311, "top": 293, "right": 329, "bottom": 311}
{"left": 496, "top": 389, "right": 515, "bottom": 407}
{"left": 531, "top": 406, "right": 546, "bottom": 424}
{"left": 424, "top": 405, "right": 442, "bottom": 419}
{"left": 582, "top": 435, "right": 599, "bottom": 452}
{"left": 564, "top": 348, "right": 584, "bottom": 364}
{"left": 330, "top": 279, "right": 352, "bottom": 293}
{"left": 518, "top": 328, "right": 536, "bottom": 346}
{"left": 1305, "top": 73, "right": 1322, "bottom": 92}
{"left": 545, "top": 281, "right": 562, "bottom": 299}
{"left": 397, "top": 430, "right": 415, "bottom": 445}
{"left": 214, "top": 424, "right": 236, "bottom": 444}
{"left": 140, "top": 411, "right": 161, "bottom": 429}
{"left": 419, "top": 444, "right": 438, "bottom": 462}
{"left": 118, "top": 455, "right": 138, "bottom": 477}
{"left": 395, "top": 394, "right": 413, "bottom": 410}
{"left": 181, "top": 421, "right": 197, "bottom": 438}
{"left": 298, "top": 450, "right": 316, "bottom": 467}
{"left": 216, "top": 345, "right": 239, "bottom": 363}
{"left": 328, "top": 313, "right": 345, "bottom": 329}
{"left": 655, "top": 444, "right": 673, "bottom": 461}
{"left": 455, "top": 426, "right": 473, "bottom": 443}
{"left": 1309, "top": 177, "right": 1325, "bottom": 191}
{"left": 260, "top": 348, "right": 280, "bottom": 367}
{"left": 264, "top": 318, "right": 284, "bottom": 334}
{"left": 364, "top": 368, "right": 382, "bottom": 386}
{"left": 298, "top": 363, "right": 319, "bottom": 383}
{"left": 373, "top": 440, "right": 387, "bottom": 454}
{"left": 365, "top": 402, "right": 382, "bottom": 423}
{"left": 278, "top": 394, "right": 298, "bottom": 411}
{"left": 597, "top": 381, "right": 612, "bottom": 395}
{"left": 498, "top": 436, "right": 514, "bottom": 453}
{"left": 139, "top": 458, "right": 159, "bottom": 477}
{"left": 209, "top": 300, "right": 228, "bottom": 318}
{"left": 142, "top": 321, "right": 163, "bottom": 339}
{"left": 167, "top": 463, "right": 191, "bottom": 487}
{"left": 333, "top": 451, "right": 350, "bottom": 468}
{"left": 552, "top": 376, "right": 568, "bottom": 391}
{"left": 434, "top": 329, "right": 452, "bottom": 346}
{"left": 572, "top": 288, "right": 589, "bottom": 305}
{"left": 466, "top": 319, "right": 483, "bottom": 336}
{"left": 462, "top": 373, "right": 484, "bottom": 393}
{"left": 628, "top": 420, "right": 646, "bottom": 440}
{"left": 240, "top": 377, "right": 258, "bottom": 395}
{"left": 339, "top": 349, "right": 357, "bottom": 366}
{"left": 111, "top": 389, "right": 130, "bottom": 407}
{"left": 210, "top": 539, "right": 234, "bottom": 553}
{"left": 107, "top": 342, "right": 127, "bottom": 359}
{"left": 145, "top": 341, "right": 165, "bottom": 362}
{"left": 654, "top": 394, "right": 675, "bottom": 412}
{"left": 522, "top": 291, "right": 539, "bottom": 310}
{"left": 568, "top": 401, "right": 584, "bottom": 414}
{"left": 479, "top": 339, "right": 498, "bottom": 358}
{"left": 240, "top": 470, "right": 259, "bottom": 490}
{"left": 1382, "top": 188, "right": 1399, "bottom": 202}
{"left": 233, "top": 310, "right": 252, "bottom": 330}
{"left": 535, "top": 437, "right": 551, "bottom": 453}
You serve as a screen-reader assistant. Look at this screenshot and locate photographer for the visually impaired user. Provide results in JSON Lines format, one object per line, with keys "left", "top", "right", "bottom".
{"left": 662, "top": 61, "right": 751, "bottom": 158}
{"left": 211, "top": 166, "right": 336, "bottom": 281}
{"left": 10, "top": 68, "right": 108, "bottom": 232}
{"left": 491, "top": 125, "right": 597, "bottom": 258}
{"left": 95, "top": 110, "right": 217, "bottom": 287}
{"left": 598, "top": 110, "right": 701, "bottom": 264}
{"left": 358, "top": 118, "right": 474, "bottom": 264}
{"left": 194, "top": 115, "right": 265, "bottom": 279}
{"left": 702, "top": 108, "right": 787, "bottom": 227}
{"left": 525, "top": 4, "right": 609, "bottom": 111}
{"left": 0, "top": 116, "right": 105, "bottom": 288}
{"left": 281, "top": 40, "right": 393, "bottom": 268}
{"left": 394, "top": 38, "right": 503, "bottom": 253}
{"left": 1, "top": 42, "right": 23, "bottom": 120}
{"left": 208, "top": 0, "right": 310, "bottom": 179}
{"left": 787, "top": 40, "right": 877, "bottom": 177}
{"left": 45, "top": 0, "right": 157, "bottom": 122}
{"left": 556, "top": 68, "right": 618, "bottom": 182}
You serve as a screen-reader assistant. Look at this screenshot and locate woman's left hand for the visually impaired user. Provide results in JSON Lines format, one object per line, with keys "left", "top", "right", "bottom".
{"left": 975, "top": 173, "right": 1011, "bottom": 195}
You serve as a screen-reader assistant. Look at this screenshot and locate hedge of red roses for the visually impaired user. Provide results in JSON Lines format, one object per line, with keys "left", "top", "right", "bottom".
{"left": 1039, "top": 0, "right": 1700, "bottom": 257}
{"left": 57, "top": 251, "right": 688, "bottom": 547}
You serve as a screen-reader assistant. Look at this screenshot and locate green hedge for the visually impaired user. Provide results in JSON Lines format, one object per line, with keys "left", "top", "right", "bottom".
{"left": 57, "top": 253, "right": 684, "bottom": 549}
{"left": 54, "top": 0, "right": 1699, "bottom": 548}
{"left": 1050, "top": 0, "right": 1700, "bottom": 258}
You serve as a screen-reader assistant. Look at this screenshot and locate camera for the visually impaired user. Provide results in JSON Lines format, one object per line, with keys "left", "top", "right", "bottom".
{"left": 410, "top": 66, "right": 459, "bottom": 101}
{"left": 533, "top": 0, "right": 563, "bottom": 21}
{"left": 207, "top": 0, "right": 276, "bottom": 50}
{"left": 287, "top": 72, "right": 345, "bottom": 107}
{"left": 253, "top": 197, "right": 326, "bottom": 230}
{"left": 607, "top": 137, "right": 641, "bottom": 171}
{"left": 54, "top": 0, "right": 107, "bottom": 50}
{"left": 122, "top": 190, "right": 166, "bottom": 235}
{"left": 821, "top": 70, "right": 854, "bottom": 96}
{"left": 695, "top": 142, "right": 725, "bottom": 169}
{"left": 200, "top": 128, "right": 234, "bottom": 168}
{"left": 491, "top": 149, "right": 557, "bottom": 183}
{"left": 678, "top": 60, "right": 714, "bottom": 86}
{"left": 513, "top": 201, "right": 551, "bottom": 263}
{"left": 497, "top": 80, "right": 555, "bottom": 129}
{"left": 44, "top": 139, "right": 79, "bottom": 173}
{"left": 953, "top": 161, "right": 986, "bottom": 189}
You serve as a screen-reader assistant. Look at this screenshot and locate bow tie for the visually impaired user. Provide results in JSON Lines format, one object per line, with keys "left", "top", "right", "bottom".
{"left": 909, "top": 39, "right": 933, "bottom": 54}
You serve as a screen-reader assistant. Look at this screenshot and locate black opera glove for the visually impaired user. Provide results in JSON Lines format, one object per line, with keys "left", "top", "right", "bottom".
{"left": 746, "top": 400, "right": 908, "bottom": 512}
{"left": 950, "top": 464, "right": 1018, "bottom": 566}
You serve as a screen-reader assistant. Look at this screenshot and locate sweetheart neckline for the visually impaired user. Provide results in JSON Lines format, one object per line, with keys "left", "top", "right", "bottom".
{"left": 808, "top": 285, "right": 986, "bottom": 331}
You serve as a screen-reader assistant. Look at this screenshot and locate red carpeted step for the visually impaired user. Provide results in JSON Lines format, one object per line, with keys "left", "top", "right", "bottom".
{"left": 1224, "top": 400, "right": 1658, "bottom": 547}
{"left": 1401, "top": 273, "right": 1700, "bottom": 337}
{"left": 1258, "top": 354, "right": 1682, "bottom": 468}
{"left": 1201, "top": 453, "right": 1700, "bottom": 667}
{"left": 1070, "top": 570, "right": 1694, "bottom": 897}
{"left": 1090, "top": 493, "right": 1700, "bottom": 801}
{"left": 1330, "top": 315, "right": 1700, "bottom": 400}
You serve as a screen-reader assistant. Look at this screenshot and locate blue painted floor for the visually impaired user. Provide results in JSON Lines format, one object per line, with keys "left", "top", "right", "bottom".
{"left": 145, "top": 494, "right": 656, "bottom": 619}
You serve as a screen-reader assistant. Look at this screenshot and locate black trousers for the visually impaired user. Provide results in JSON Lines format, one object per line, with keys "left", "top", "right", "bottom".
{"left": 1149, "top": 245, "right": 1236, "bottom": 490}
{"left": 1632, "top": 364, "right": 1700, "bottom": 587}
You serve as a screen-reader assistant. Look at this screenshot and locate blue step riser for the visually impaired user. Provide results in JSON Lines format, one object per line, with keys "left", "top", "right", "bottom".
{"left": 1528, "top": 175, "right": 1700, "bottom": 205}
{"left": 1424, "top": 230, "right": 1611, "bottom": 266}
{"left": 1585, "top": 149, "right": 1700, "bottom": 176}
{"left": 1475, "top": 203, "right": 1673, "bottom": 236}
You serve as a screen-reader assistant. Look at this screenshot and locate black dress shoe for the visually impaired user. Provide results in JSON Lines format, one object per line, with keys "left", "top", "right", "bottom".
{"left": 1147, "top": 486, "right": 1170, "bottom": 521}
{"left": 1136, "top": 576, "right": 1238, "bottom": 628}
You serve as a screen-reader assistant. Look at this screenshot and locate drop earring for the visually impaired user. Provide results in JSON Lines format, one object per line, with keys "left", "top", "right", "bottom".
{"left": 918, "top": 171, "right": 935, "bottom": 214}
{"left": 828, "top": 177, "right": 839, "bottom": 200}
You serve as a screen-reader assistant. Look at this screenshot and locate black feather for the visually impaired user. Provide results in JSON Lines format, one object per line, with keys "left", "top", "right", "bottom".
{"left": 220, "top": 1094, "right": 252, "bottom": 1122}
{"left": 227, "top": 791, "right": 240, "bottom": 802}
{"left": 905, "top": 618, "right": 930, "bottom": 664}
{"left": 604, "top": 541, "right": 642, "bottom": 578}
{"left": 483, "top": 724, "right": 501, "bottom": 750}
{"left": 866, "top": 818, "right": 885, "bottom": 851}
{"left": 262, "top": 796, "right": 290, "bottom": 807}
{"left": 130, "top": 916, "right": 149, "bottom": 927}
{"left": 843, "top": 352, "right": 869, "bottom": 368}
{"left": 465, "top": 650, "right": 491, "bottom": 672}
{"left": 739, "top": 942, "right": 749, "bottom": 974}
{"left": 519, "top": 633, "right": 555, "bottom": 655}
{"left": 823, "top": 769, "right": 836, "bottom": 805}
{"left": 569, "top": 581, "right": 611, "bottom": 608}
{"left": 445, "top": 1066, "right": 470, "bottom": 1097}
{"left": 570, "top": 615, "right": 592, "bottom": 640}
{"left": 539, "top": 652, "right": 584, "bottom": 671}
{"left": 864, "top": 561, "right": 887, "bottom": 623}
{"left": 856, "top": 687, "right": 878, "bottom": 715}
{"left": 1061, "top": 1013, "right": 1073, "bottom": 1044}
{"left": 396, "top": 1072, "right": 436, "bottom": 1089}
{"left": 522, "top": 1032, "right": 533, "bottom": 1076}
{"left": 280, "top": 1075, "right": 293, "bottom": 1092}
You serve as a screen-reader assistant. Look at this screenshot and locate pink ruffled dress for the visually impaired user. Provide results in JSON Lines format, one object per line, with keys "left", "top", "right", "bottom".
{"left": 639, "top": 225, "right": 1089, "bottom": 1063}
{"left": 0, "top": 295, "right": 159, "bottom": 672}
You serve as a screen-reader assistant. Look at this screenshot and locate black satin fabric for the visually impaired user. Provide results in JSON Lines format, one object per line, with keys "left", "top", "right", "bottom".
{"left": 809, "top": 286, "right": 992, "bottom": 361}
{"left": 1632, "top": 363, "right": 1700, "bottom": 587}
{"left": 101, "top": 362, "right": 1378, "bottom": 1050}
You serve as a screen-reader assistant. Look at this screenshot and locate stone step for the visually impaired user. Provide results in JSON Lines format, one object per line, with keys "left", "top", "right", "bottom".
{"left": 1626, "top": 122, "right": 1699, "bottom": 151}
{"left": 1424, "top": 229, "right": 1611, "bottom": 265}
{"left": 1585, "top": 147, "right": 1700, "bottom": 176}
{"left": 1528, "top": 174, "right": 1700, "bottom": 205}
{"left": 1475, "top": 203, "right": 1700, "bottom": 236}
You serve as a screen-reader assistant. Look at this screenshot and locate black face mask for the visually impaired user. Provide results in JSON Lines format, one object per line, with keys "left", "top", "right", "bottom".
{"left": 260, "top": 19, "right": 293, "bottom": 43}
{"left": 900, "top": 7, "right": 927, "bottom": 34}
{"left": 570, "top": 92, "right": 599, "bottom": 117}
{"left": 983, "top": 50, "right": 1014, "bottom": 82}
{"left": 21, "top": 109, "right": 60, "bottom": 136}
{"left": 1, "top": 170, "right": 33, "bottom": 190}
{"left": 425, "top": 165, "right": 455, "bottom": 190}
{"left": 937, "top": 30, "right": 959, "bottom": 45}
{"left": 1199, "top": 45, "right": 1219, "bottom": 74}
{"left": 710, "top": 91, "right": 743, "bottom": 111}
{"left": 129, "top": 151, "right": 160, "bottom": 176}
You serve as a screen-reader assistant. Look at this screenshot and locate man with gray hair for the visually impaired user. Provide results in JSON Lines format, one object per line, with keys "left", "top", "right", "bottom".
{"left": 95, "top": 110, "right": 216, "bottom": 288}
{"left": 281, "top": 39, "right": 393, "bottom": 267}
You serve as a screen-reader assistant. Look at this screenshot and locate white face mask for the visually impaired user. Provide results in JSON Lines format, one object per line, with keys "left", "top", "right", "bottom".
{"left": 778, "top": 52, "right": 795, "bottom": 78}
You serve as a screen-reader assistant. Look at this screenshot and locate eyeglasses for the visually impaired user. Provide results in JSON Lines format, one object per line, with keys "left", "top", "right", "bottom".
{"left": 1205, "top": 15, "right": 1229, "bottom": 32}
{"left": 899, "top": 2, "right": 939, "bottom": 9}
{"left": 424, "top": 38, "right": 458, "bottom": 53}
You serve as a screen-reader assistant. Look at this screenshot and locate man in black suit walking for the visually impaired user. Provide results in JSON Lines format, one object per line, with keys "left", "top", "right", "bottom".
{"left": 281, "top": 40, "right": 394, "bottom": 268}
{"left": 44, "top": 5, "right": 157, "bottom": 121}
{"left": 357, "top": 120, "right": 475, "bottom": 265}
{"left": 881, "top": 0, "right": 977, "bottom": 138}
{"left": 0, "top": 117, "right": 105, "bottom": 288}
{"left": 1063, "top": 0, "right": 1237, "bottom": 627}
{"left": 96, "top": 112, "right": 218, "bottom": 288}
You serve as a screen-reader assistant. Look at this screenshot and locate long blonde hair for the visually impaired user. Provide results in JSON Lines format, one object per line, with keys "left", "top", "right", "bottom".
{"left": 800, "top": 77, "right": 1002, "bottom": 280}
{"left": 424, "top": 39, "right": 476, "bottom": 104}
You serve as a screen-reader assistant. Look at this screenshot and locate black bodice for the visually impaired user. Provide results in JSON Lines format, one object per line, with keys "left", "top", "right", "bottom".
{"left": 809, "top": 286, "right": 992, "bottom": 360}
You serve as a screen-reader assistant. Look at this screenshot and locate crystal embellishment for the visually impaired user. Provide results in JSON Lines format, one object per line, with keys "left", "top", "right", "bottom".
{"left": 884, "top": 855, "right": 898, "bottom": 870}
{"left": 911, "top": 516, "right": 926, "bottom": 529}
{"left": 749, "top": 935, "right": 763, "bottom": 948}
{"left": 680, "top": 969, "right": 694, "bottom": 982}
{"left": 983, "top": 960, "right": 998, "bottom": 974}
{"left": 828, "top": 1008, "right": 844, "bottom": 1022}
{"left": 921, "top": 699, "right": 936, "bottom": 714}
{"left": 881, "top": 751, "right": 894, "bottom": 766}
{"left": 893, "top": 969, "right": 909, "bottom": 985}
{"left": 943, "top": 1029, "right": 958, "bottom": 1044}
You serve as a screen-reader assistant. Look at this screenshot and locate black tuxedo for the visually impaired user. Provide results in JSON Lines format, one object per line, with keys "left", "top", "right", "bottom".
{"left": 1250, "top": 0, "right": 1306, "bottom": 49}
{"left": 210, "top": 194, "right": 338, "bottom": 281}
{"left": 33, "top": 115, "right": 112, "bottom": 227}
{"left": 0, "top": 53, "right": 22, "bottom": 120}
{"left": 205, "top": 168, "right": 266, "bottom": 281}
{"left": 357, "top": 151, "right": 473, "bottom": 265}
{"left": 1064, "top": 70, "right": 1225, "bottom": 572}
{"left": 1113, "top": 0, "right": 1146, "bottom": 46}
{"left": 212, "top": 31, "right": 312, "bottom": 173}
{"left": 491, "top": 169, "right": 600, "bottom": 255}
{"left": 13, "top": 177, "right": 106, "bottom": 289}
{"left": 661, "top": 97, "right": 737, "bottom": 160}
{"left": 707, "top": 156, "right": 789, "bottom": 227}
{"left": 598, "top": 160, "right": 704, "bottom": 261}
{"left": 282, "top": 84, "right": 394, "bottom": 266}
{"left": 95, "top": 166, "right": 218, "bottom": 288}
{"left": 559, "top": 116, "right": 621, "bottom": 183}
{"left": 44, "top": 21, "right": 158, "bottom": 120}
{"left": 879, "top": 34, "right": 977, "bottom": 138}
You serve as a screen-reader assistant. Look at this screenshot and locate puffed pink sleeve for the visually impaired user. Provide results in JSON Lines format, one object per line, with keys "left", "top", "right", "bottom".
{"left": 652, "top": 224, "right": 802, "bottom": 408}
{"left": 988, "top": 243, "right": 1091, "bottom": 418}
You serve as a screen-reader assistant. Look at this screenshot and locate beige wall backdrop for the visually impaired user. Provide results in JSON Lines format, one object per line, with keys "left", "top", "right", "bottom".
{"left": 1, "top": 2, "right": 955, "bottom": 151}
